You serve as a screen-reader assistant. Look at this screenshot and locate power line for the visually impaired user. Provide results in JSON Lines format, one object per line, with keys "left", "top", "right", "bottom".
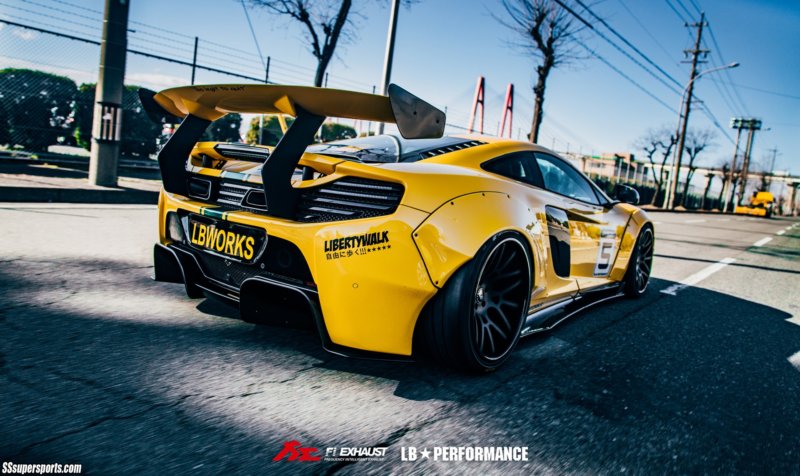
{"left": 553, "top": 0, "right": 682, "bottom": 97}
{"left": 686, "top": 0, "right": 703, "bottom": 15}
{"left": 0, "top": 1, "right": 99, "bottom": 33}
{"left": 705, "top": 22, "right": 749, "bottom": 114}
{"left": 240, "top": 0, "right": 266, "bottom": 71}
{"left": 664, "top": 0, "right": 689, "bottom": 23}
{"left": 673, "top": 0, "right": 696, "bottom": 21}
{"left": 0, "top": 12, "right": 99, "bottom": 39}
{"left": 715, "top": 81, "right": 800, "bottom": 100}
{"left": 572, "top": 0, "right": 683, "bottom": 89}
{"left": 617, "top": 0, "right": 680, "bottom": 66}
{"left": 46, "top": 0, "right": 102, "bottom": 15}
{"left": 579, "top": 42, "right": 679, "bottom": 114}
{"left": 20, "top": 0, "right": 100, "bottom": 23}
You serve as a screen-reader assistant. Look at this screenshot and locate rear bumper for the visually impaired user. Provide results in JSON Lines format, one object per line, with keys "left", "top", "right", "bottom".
{"left": 157, "top": 190, "right": 437, "bottom": 357}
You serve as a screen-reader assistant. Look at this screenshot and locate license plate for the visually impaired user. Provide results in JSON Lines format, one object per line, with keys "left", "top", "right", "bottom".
{"left": 188, "top": 214, "right": 266, "bottom": 263}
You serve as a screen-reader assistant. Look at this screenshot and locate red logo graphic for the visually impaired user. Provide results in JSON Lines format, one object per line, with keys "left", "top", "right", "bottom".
{"left": 273, "top": 440, "right": 321, "bottom": 462}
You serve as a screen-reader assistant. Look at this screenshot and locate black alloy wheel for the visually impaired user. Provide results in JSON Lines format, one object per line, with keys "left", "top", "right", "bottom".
{"left": 471, "top": 239, "right": 530, "bottom": 361}
{"left": 625, "top": 226, "right": 654, "bottom": 297}
{"left": 420, "top": 232, "right": 532, "bottom": 373}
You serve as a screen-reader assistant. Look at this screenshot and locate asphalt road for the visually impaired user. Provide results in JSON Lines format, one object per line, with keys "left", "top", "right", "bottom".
{"left": 1, "top": 204, "right": 799, "bottom": 475}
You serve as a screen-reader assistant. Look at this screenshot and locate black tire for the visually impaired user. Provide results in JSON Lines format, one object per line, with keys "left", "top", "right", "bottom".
{"left": 422, "top": 232, "right": 532, "bottom": 373}
{"left": 623, "top": 225, "right": 654, "bottom": 297}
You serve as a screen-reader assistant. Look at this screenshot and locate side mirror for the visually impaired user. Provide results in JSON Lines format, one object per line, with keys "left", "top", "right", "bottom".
{"left": 615, "top": 184, "right": 640, "bottom": 205}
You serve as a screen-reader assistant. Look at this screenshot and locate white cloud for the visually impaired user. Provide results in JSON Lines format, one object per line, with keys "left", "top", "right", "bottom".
{"left": 0, "top": 56, "right": 96, "bottom": 84}
{"left": 125, "top": 72, "right": 188, "bottom": 90}
{"left": 12, "top": 28, "right": 38, "bottom": 41}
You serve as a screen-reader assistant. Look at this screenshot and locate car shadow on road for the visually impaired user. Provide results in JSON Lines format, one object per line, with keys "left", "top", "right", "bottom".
{"left": 3, "top": 259, "right": 800, "bottom": 473}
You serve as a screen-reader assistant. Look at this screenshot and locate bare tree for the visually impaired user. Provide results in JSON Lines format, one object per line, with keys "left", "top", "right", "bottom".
{"left": 678, "top": 128, "right": 717, "bottom": 207}
{"left": 249, "top": 0, "right": 353, "bottom": 87}
{"left": 699, "top": 171, "right": 714, "bottom": 210}
{"left": 635, "top": 127, "right": 677, "bottom": 206}
{"left": 716, "top": 162, "right": 729, "bottom": 208}
{"left": 498, "top": 0, "right": 587, "bottom": 143}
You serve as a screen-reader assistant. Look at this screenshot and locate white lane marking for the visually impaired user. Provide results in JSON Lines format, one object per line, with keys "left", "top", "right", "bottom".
{"left": 661, "top": 257, "right": 736, "bottom": 296}
{"left": 790, "top": 350, "right": 800, "bottom": 373}
{"left": 777, "top": 230, "right": 785, "bottom": 236}
{"left": 753, "top": 237, "right": 773, "bottom": 247}
{"left": 653, "top": 221, "right": 662, "bottom": 225}
{"left": 685, "top": 219, "right": 707, "bottom": 223}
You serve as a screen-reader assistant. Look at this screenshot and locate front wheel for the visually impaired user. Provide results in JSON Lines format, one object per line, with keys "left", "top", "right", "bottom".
{"left": 421, "top": 232, "right": 532, "bottom": 373}
{"left": 623, "top": 226, "right": 654, "bottom": 297}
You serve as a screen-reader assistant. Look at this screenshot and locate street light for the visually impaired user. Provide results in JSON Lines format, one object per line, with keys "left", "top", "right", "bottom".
{"left": 664, "top": 62, "right": 739, "bottom": 209}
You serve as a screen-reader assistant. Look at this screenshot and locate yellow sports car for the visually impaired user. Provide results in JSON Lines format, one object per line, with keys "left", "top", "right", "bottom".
{"left": 140, "top": 83, "right": 654, "bottom": 372}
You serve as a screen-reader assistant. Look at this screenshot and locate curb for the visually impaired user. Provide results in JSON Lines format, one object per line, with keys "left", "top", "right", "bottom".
{"left": 0, "top": 187, "right": 159, "bottom": 205}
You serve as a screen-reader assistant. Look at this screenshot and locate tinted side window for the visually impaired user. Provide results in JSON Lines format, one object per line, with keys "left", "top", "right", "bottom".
{"left": 481, "top": 152, "right": 542, "bottom": 187}
{"left": 534, "top": 153, "right": 599, "bottom": 204}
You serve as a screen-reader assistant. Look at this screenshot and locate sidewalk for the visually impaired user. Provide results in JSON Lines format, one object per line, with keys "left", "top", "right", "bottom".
{"left": 0, "top": 162, "right": 161, "bottom": 204}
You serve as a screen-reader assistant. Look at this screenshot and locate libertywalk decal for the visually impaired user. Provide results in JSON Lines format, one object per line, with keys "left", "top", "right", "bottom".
{"left": 324, "top": 231, "right": 391, "bottom": 261}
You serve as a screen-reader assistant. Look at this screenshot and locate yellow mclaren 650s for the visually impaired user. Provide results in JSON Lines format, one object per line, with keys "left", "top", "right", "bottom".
{"left": 140, "top": 83, "right": 654, "bottom": 373}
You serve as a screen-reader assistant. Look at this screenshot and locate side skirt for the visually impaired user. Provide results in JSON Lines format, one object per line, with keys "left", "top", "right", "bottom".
{"left": 520, "top": 283, "right": 624, "bottom": 337}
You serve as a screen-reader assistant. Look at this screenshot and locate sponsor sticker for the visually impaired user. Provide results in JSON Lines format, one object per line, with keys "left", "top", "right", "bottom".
{"left": 401, "top": 446, "right": 529, "bottom": 462}
{"left": 323, "top": 231, "right": 391, "bottom": 261}
{"left": 272, "top": 441, "right": 387, "bottom": 463}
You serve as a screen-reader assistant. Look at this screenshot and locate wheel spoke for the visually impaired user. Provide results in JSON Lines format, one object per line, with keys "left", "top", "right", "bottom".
{"left": 496, "top": 247, "right": 517, "bottom": 272}
{"left": 478, "top": 321, "right": 486, "bottom": 352}
{"left": 487, "top": 319, "right": 508, "bottom": 340}
{"left": 491, "top": 306, "right": 512, "bottom": 332}
{"left": 493, "top": 268, "right": 523, "bottom": 281}
{"left": 485, "top": 325, "right": 496, "bottom": 354}
{"left": 641, "top": 259, "right": 651, "bottom": 274}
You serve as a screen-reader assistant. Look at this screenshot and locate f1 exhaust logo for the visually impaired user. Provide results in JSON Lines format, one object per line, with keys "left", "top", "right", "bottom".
{"left": 273, "top": 440, "right": 321, "bottom": 462}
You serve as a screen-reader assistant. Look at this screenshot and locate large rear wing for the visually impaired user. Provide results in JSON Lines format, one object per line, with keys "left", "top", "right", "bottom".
{"left": 139, "top": 83, "right": 445, "bottom": 219}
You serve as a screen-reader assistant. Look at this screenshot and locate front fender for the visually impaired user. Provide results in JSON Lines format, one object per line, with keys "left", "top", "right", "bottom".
{"left": 412, "top": 192, "right": 546, "bottom": 290}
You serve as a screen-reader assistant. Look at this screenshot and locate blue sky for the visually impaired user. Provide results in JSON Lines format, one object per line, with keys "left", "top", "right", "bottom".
{"left": 1, "top": 0, "right": 798, "bottom": 175}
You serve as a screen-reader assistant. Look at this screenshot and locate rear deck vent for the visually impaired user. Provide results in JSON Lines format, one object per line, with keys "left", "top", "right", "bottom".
{"left": 421, "top": 140, "right": 486, "bottom": 159}
{"left": 295, "top": 177, "right": 404, "bottom": 223}
{"left": 214, "top": 143, "right": 270, "bottom": 162}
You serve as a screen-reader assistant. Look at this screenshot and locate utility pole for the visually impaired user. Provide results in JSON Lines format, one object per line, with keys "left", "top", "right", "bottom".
{"left": 666, "top": 12, "right": 708, "bottom": 209}
{"left": 190, "top": 37, "right": 198, "bottom": 85}
{"left": 377, "top": 0, "right": 400, "bottom": 135}
{"left": 737, "top": 118, "right": 762, "bottom": 205}
{"left": 88, "top": 0, "right": 130, "bottom": 187}
{"left": 721, "top": 123, "right": 744, "bottom": 213}
{"left": 766, "top": 147, "right": 779, "bottom": 188}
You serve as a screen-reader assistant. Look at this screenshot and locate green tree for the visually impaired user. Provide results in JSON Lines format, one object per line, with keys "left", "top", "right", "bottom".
{"left": 320, "top": 122, "right": 356, "bottom": 141}
{"left": 246, "top": 116, "right": 356, "bottom": 145}
{"left": 202, "top": 113, "right": 242, "bottom": 142}
{"left": 72, "top": 83, "right": 95, "bottom": 150}
{"left": 246, "top": 115, "right": 294, "bottom": 146}
{"left": 0, "top": 68, "right": 77, "bottom": 151}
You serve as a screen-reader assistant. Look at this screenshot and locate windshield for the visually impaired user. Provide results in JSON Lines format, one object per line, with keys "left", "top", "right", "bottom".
{"left": 305, "top": 135, "right": 476, "bottom": 163}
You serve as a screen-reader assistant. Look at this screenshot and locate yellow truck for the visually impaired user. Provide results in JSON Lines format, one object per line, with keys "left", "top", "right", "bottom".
{"left": 735, "top": 191, "right": 775, "bottom": 218}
